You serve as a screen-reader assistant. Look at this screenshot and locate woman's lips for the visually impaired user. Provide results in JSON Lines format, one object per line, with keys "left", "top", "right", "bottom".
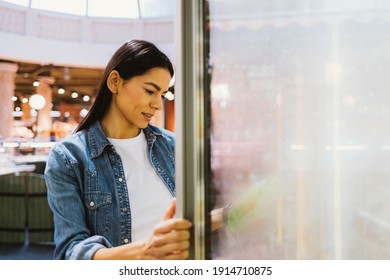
{"left": 142, "top": 113, "right": 153, "bottom": 122}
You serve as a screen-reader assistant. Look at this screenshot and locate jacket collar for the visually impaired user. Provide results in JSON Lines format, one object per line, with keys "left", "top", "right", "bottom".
{"left": 87, "top": 121, "right": 162, "bottom": 158}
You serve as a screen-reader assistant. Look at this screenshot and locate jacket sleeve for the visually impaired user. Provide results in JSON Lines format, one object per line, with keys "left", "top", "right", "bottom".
{"left": 44, "top": 144, "right": 112, "bottom": 260}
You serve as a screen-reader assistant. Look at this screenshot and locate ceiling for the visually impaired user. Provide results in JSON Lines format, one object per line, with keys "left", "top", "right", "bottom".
{"left": 4, "top": 59, "right": 105, "bottom": 107}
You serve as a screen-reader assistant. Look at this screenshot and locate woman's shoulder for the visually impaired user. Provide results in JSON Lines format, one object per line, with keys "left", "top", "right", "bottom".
{"left": 48, "top": 130, "right": 89, "bottom": 160}
{"left": 146, "top": 124, "right": 175, "bottom": 140}
{"left": 54, "top": 130, "right": 88, "bottom": 149}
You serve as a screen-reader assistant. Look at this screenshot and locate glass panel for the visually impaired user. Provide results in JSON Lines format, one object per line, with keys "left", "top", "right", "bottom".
{"left": 1, "top": 0, "right": 29, "bottom": 6}
{"left": 87, "top": 0, "right": 139, "bottom": 18}
{"left": 208, "top": 0, "right": 390, "bottom": 259}
{"left": 31, "top": 0, "right": 86, "bottom": 15}
{"left": 139, "top": 0, "right": 174, "bottom": 18}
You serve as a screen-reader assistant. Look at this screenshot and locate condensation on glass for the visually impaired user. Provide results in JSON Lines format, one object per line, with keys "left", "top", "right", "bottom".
{"left": 208, "top": 0, "right": 390, "bottom": 259}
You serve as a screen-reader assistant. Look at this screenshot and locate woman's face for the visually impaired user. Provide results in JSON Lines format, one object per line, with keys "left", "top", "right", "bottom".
{"left": 114, "top": 67, "right": 172, "bottom": 132}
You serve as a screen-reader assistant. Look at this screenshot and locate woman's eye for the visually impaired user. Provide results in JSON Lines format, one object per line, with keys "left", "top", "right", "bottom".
{"left": 145, "top": 89, "right": 154, "bottom": 94}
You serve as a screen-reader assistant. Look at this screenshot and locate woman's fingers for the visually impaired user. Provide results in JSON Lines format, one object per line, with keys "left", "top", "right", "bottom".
{"left": 143, "top": 218, "right": 192, "bottom": 260}
{"left": 161, "top": 249, "right": 189, "bottom": 260}
{"left": 162, "top": 198, "right": 176, "bottom": 221}
{"left": 153, "top": 218, "right": 192, "bottom": 235}
{"left": 144, "top": 203, "right": 192, "bottom": 260}
{"left": 145, "top": 239, "right": 190, "bottom": 258}
{"left": 146, "top": 224, "right": 190, "bottom": 249}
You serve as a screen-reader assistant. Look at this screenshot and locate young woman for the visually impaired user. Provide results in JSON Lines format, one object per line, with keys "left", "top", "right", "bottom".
{"left": 44, "top": 40, "right": 191, "bottom": 260}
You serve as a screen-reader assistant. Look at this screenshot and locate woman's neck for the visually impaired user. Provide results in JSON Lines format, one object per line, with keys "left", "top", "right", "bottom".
{"left": 100, "top": 107, "right": 141, "bottom": 139}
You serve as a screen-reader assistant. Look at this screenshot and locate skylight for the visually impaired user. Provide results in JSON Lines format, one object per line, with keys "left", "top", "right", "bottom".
{"left": 0, "top": 0, "right": 174, "bottom": 19}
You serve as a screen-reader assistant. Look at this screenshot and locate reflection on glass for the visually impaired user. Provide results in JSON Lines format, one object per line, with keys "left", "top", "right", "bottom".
{"left": 208, "top": 0, "right": 390, "bottom": 259}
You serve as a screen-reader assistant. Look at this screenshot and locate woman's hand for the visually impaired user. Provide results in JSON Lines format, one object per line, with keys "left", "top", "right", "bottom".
{"left": 142, "top": 198, "right": 192, "bottom": 260}
{"left": 92, "top": 198, "right": 191, "bottom": 260}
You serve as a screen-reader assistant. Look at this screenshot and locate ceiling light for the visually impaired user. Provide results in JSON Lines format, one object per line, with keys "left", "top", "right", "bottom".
{"left": 71, "top": 92, "right": 78, "bottom": 98}
{"left": 12, "top": 111, "right": 23, "bottom": 117}
{"left": 50, "top": 111, "right": 61, "bottom": 118}
{"left": 80, "top": 108, "right": 88, "bottom": 118}
{"left": 12, "top": 96, "right": 18, "bottom": 102}
{"left": 29, "top": 94, "right": 46, "bottom": 110}
{"left": 58, "top": 88, "right": 65, "bottom": 94}
{"left": 33, "top": 81, "right": 40, "bottom": 87}
{"left": 83, "top": 95, "right": 90, "bottom": 102}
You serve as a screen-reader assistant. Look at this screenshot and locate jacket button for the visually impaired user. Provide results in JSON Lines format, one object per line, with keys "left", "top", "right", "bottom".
{"left": 118, "top": 178, "right": 123, "bottom": 182}
{"left": 124, "top": 238, "right": 129, "bottom": 244}
{"left": 122, "top": 207, "right": 127, "bottom": 213}
{"left": 89, "top": 201, "right": 95, "bottom": 207}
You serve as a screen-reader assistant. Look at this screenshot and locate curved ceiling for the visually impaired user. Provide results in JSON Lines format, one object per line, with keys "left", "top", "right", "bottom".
{"left": 0, "top": 0, "right": 174, "bottom": 19}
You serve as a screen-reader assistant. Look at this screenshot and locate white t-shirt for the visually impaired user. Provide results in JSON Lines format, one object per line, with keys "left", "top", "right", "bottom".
{"left": 108, "top": 131, "right": 172, "bottom": 242}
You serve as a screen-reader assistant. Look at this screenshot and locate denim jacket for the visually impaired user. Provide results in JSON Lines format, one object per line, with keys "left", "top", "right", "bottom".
{"left": 44, "top": 121, "right": 175, "bottom": 260}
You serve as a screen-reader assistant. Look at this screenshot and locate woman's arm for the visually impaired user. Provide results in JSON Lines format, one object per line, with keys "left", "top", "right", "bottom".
{"left": 45, "top": 145, "right": 110, "bottom": 260}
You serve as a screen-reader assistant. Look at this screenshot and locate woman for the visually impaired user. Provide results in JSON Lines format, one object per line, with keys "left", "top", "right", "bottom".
{"left": 44, "top": 40, "right": 191, "bottom": 260}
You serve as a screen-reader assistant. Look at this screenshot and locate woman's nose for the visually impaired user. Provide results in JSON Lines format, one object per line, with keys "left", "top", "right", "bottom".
{"left": 151, "top": 95, "right": 163, "bottom": 110}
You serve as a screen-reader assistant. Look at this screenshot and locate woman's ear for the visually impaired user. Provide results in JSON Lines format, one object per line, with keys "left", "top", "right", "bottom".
{"left": 107, "top": 70, "right": 121, "bottom": 94}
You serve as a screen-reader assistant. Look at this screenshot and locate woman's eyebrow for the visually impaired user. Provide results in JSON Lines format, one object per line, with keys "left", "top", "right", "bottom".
{"left": 144, "top": 82, "right": 161, "bottom": 91}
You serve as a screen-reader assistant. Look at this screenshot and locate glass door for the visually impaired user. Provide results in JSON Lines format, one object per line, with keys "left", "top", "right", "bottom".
{"left": 206, "top": 0, "right": 390, "bottom": 259}
{"left": 175, "top": 0, "right": 390, "bottom": 260}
